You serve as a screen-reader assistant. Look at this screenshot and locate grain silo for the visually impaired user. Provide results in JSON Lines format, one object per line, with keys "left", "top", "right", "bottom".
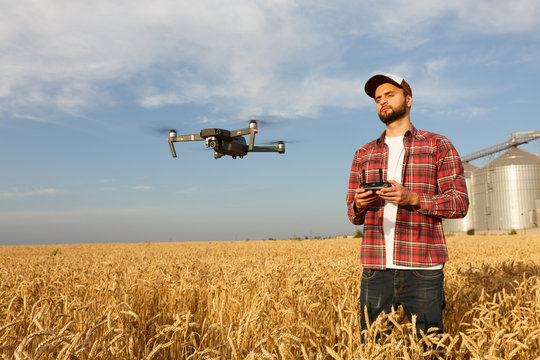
{"left": 471, "top": 147, "right": 540, "bottom": 231}
{"left": 443, "top": 161, "right": 477, "bottom": 233}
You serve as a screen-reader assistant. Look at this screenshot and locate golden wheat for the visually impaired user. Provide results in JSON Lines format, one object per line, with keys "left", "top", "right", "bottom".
{"left": 0, "top": 235, "right": 538, "bottom": 359}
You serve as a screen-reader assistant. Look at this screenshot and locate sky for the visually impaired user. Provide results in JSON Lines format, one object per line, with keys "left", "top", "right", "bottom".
{"left": 1, "top": 0, "right": 540, "bottom": 245}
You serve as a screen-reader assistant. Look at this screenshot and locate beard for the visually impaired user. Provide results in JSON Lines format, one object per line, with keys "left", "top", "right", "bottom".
{"left": 378, "top": 99, "right": 407, "bottom": 124}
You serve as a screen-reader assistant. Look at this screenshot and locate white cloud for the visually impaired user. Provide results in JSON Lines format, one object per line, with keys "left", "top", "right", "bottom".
{"left": 416, "top": 105, "right": 493, "bottom": 119}
{"left": 1, "top": 0, "right": 538, "bottom": 119}
{"left": 131, "top": 185, "right": 152, "bottom": 190}
{"left": 177, "top": 186, "right": 199, "bottom": 195}
{"left": 12, "top": 113, "right": 61, "bottom": 125}
{"left": 451, "top": 0, "right": 540, "bottom": 34}
{"left": 324, "top": 0, "right": 540, "bottom": 41}
{"left": 0, "top": 187, "right": 61, "bottom": 199}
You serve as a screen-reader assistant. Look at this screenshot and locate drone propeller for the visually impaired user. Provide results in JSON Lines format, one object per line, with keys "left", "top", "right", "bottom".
{"left": 143, "top": 125, "right": 175, "bottom": 136}
{"left": 249, "top": 119, "right": 281, "bottom": 128}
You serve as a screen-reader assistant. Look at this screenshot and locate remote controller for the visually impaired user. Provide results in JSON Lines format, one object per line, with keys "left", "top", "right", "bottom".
{"left": 361, "top": 169, "right": 392, "bottom": 191}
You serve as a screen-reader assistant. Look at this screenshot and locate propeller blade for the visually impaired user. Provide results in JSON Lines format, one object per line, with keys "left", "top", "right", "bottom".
{"left": 142, "top": 126, "right": 171, "bottom": 135}
{"left": 250, "top": 119, "right": 280, "bottom": 127}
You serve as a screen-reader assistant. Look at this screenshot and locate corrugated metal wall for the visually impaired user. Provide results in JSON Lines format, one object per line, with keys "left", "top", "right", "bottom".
{"left": 443, "top": 148, "right": 540, "bottom": 232}
{"left": 472, "top": 164, "right": 540, "bottom": 230}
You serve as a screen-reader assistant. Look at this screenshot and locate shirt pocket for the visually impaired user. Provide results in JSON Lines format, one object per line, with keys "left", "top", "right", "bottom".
{"left": 404, "top": 147, "right": 437, "bottom": 193}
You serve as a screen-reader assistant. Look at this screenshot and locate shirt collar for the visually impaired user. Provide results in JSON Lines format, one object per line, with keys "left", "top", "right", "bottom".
{"left": 376, "top": 123, "right": 417, "bottom": 144}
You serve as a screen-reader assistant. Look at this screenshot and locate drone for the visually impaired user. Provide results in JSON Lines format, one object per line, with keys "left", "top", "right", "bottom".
{"left": 167, "top": 120, "right": 285, "bottom": 159}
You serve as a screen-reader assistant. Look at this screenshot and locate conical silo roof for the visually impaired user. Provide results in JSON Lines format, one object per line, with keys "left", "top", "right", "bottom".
{"left": 480, "top": 147, "right": 540, "bottom": 169}
{"left": 463, "top": 162, "right": 478, "bottom": 172}
{"left": 461, "top": 161, "right": 477, "bottom": 178}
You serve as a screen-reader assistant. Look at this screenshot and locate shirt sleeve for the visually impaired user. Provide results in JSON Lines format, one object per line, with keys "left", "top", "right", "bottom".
{"left": 347, "top": 149, "right": 367, "bottom": 224}
{"left": 416, "top": 138, "right": 469, "bottom": 219}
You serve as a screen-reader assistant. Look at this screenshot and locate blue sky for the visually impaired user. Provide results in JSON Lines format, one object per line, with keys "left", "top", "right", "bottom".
{"left": 1, "top": 0, "right": 540, "bottom": 245}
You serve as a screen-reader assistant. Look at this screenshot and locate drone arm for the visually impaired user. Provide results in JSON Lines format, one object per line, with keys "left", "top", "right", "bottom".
{"left": 173, "top": 134, "right": 204, "bottom": 142}
{"left": 167, "top": 133, "right": 204, "bottom": 158}
{"left": 249, "top": 129, "right": 256, "bottom": 151}
{"left": 168, "top": 138, "right": 177, "bottom": 158}
{"left": 232, "top": 128, "right": 251, "bottom": 136}
{"left": 250, "top": 146, "right": 275, "bottom": 152}
{"left": 229, "top": 127, "right": 258, "bottom": 151}
{"left": 250, "top": 144, "right": 285, "bottom": 154}
{"left": 232, "top": 120, "right": 259, "bottom": 151}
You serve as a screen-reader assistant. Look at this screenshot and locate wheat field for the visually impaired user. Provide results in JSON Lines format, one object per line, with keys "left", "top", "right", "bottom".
{"left": 0, "top": 234, "right": 539, "bottom": 359}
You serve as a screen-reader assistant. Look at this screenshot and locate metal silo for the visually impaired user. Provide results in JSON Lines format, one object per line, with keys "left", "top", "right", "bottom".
{"left": 535, "top": 198, "right": 540, "bottom": 226}
{"left": 443, "top": 162, "right": 476, "bottom": 233}
{"left": 472, "top": 147, "right": 540, "bottom": 231}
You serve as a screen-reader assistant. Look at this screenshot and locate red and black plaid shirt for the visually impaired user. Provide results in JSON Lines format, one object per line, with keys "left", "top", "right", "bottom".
{"left": 346, "top": 124, "right": 469, "bottom": 269}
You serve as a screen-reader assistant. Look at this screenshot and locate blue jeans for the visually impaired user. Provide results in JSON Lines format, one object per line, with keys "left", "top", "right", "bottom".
{"left": 360, "top": 268, "right": 445, "bottom": 337}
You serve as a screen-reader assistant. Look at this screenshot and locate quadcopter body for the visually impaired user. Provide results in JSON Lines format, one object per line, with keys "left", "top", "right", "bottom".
{"left": 167, "top": 120, "right": 285, "bottom": 159}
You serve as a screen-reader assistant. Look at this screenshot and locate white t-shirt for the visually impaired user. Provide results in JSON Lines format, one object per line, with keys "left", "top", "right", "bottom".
{"left": 383, "top": 135, "right": 443, "bottom": 270}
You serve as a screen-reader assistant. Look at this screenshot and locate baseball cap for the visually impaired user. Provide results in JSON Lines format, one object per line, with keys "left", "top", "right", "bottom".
{"left": 364, "top": 74, "right": 412, "bottom": 99}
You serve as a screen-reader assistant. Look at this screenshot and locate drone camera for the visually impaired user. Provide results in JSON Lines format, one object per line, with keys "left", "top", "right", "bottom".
{"left": 206, "top": 136, "right": 219, "bottom": 149}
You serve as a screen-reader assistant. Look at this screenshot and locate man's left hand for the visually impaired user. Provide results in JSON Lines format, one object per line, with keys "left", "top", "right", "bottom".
{"left": 376, "top": 180, "right": 420, "bottom": 206}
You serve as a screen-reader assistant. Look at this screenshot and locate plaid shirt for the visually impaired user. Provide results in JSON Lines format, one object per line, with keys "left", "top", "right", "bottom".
{"left": 346, "top": 124, "right": 469, "bottom": 269}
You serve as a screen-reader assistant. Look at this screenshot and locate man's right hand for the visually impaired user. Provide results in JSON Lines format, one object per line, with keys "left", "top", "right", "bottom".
{"left": 354, "top": 188, "right": 379, "bottom": 211}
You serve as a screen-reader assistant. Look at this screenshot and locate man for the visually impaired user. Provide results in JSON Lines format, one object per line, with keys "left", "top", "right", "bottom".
{"left": 346, "top": 74, "right": 469, "bottom": 337}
